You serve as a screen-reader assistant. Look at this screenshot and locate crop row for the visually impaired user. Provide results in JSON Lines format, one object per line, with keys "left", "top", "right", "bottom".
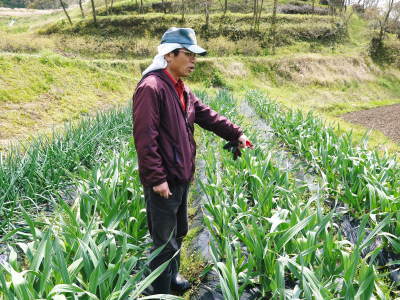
{"left": 0, "top": 105, "right": 132, "bottom": 235}
{"left": 0, "top": 140, "right": 182, "bottom": 299}
{"left": 1, "top": 88, "right": 399, "bottom": 299}
{"left": 198, "top": 90, "right": 398, "bottom": 298}
{"left": 246, "top": 90, "right": 400, "bottom": 237}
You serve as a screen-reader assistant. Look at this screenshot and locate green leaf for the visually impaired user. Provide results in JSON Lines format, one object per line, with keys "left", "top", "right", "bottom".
{"left": 49, "top": 284, "right": 99, "bottom": 299}
{"left": 67, "top": 258, "right": 83, "bottom": 279}
{"left": 128, "top": 251, "right": 179, "bottom": 299}
{"left": 276, "top": 214, "right": 315, "bottom": 251}
{"left": 354, "top": 265, "right": 375, "bottom": 300}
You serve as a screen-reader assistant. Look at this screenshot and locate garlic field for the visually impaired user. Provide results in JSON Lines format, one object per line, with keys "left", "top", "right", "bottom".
{"left": 0, "top": 90, "right": 399, "bottom": 299}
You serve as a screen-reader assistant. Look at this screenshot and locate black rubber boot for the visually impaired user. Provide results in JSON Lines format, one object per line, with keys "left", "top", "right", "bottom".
{"left": 150, "top": 265, "right": 172, "bottom": 295}
{"left": 170, "top": 252, "right": 191, "bottom": 293}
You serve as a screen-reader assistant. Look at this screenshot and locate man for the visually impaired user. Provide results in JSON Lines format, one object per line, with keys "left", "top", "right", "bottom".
{"left": 132, "top": 27, "right": 252, "bottom": 295}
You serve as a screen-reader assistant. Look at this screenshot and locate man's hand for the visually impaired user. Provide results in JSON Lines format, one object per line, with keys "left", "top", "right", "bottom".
{"left": 238, "top": 134, "right": 254, "bottom": 149}
{"left": 153, "top": 181, "right": 172, "bottom": 199}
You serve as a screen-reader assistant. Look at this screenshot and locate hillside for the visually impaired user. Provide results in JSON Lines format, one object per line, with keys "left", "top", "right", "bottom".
{"left": 1, "top": 0, "right": 399, "bottom": 153}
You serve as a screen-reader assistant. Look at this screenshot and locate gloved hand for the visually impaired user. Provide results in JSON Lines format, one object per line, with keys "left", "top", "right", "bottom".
{"left": 223, "top": 140, "right": 242, "bottom": 160}
{"left": 223, "top": 138, "right": 253, "bottom": 160}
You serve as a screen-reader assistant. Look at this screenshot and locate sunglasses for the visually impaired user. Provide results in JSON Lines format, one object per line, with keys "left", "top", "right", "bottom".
{"left": 179, "top": 49, "right": 197, "bottom": 58}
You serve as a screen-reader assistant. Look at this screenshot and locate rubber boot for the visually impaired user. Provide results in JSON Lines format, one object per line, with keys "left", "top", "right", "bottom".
{"left": 150, "top": 263, "right": 172, "bottom": 295}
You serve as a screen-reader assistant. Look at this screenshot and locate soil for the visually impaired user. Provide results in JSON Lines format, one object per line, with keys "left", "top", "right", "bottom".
{"left": 341, "top": 103, "right": 400, "bottom": 143}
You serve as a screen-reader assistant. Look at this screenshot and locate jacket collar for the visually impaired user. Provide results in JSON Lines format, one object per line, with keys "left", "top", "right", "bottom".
{"left": 142, "top": 69, "right": 189, "bottom": 115}
{"left": 144, "top": 69, "right": 190, "bottom": 95}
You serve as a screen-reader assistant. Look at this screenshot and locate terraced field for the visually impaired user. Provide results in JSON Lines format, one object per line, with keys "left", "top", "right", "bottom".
{"left": 1, "top": 1, "right": 400, "bottom": 298}
{"left": 1, "top": 90, "right": 399, "bottom": 299}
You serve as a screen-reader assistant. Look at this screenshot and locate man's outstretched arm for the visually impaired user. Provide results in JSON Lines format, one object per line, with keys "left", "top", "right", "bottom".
{"left": 193, "top": 93, "right": 252, "bottom": 147}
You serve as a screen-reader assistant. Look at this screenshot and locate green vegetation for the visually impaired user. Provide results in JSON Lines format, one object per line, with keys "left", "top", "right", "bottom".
{"left": 38, "top": 13, "right": 345, "bottom": 58}
{"left": 247, "top": 90, "right": 400, "bottom": 219}
{"left": 0, "top": 52, "right": 135, "bottom": 147}
{"left": 0, "top": 141, "right": 181, "bottom": 299}
{"left": 199, "top": 90, "right": 399, "bottom": 298}
{"left": 0, "top": 0, "right": 27, "bottom": 8}
{"left": 1, "top": 1, "right": 400, "bottom": 298}
{"left": 2, "top": 90, "right": 398, "bottom": 298}
{"left": 0, "top": 105, "right": 132, "bottom": 233}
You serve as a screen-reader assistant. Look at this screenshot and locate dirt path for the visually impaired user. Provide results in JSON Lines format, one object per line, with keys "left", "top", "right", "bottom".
{"left": 0, "top": 7, "right": 60, "bottom": 16}
{"left": 341, "top": 102, "right": 400, "bottom": 143}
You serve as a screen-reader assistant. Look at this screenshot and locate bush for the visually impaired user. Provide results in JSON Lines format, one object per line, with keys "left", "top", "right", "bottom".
{"left": 37, "top": 13, "right": 345, "bottom": 57}
{"left": 278, "top": 3, "right": 330, "bottom": 15}
{"left": 368, "top": 37, "right": 399, "bottom": 65}
{"left": 382, "top": 40, "right": 400, "bottom": 66}
{"left": 0, "top": 33, "right": 55, "bottom": 53}
{"left": 28, "top": 0, "right": 59, "bottom": 9}
{"left": 205, "top": 70, "right": 228, "bottom": 88}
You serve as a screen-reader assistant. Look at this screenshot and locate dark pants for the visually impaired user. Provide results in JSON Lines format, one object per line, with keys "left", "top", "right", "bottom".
{"left": 144, "top": 183, "right": 189, "bottom": 294}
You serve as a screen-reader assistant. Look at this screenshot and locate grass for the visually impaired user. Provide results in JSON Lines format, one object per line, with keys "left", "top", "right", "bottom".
{"left": 180, "top": 226, "right": 206, "bottom": 299}
{"left": 0, "top": 11, "right": 346, "bottom": 59}
{"left": 208, "top": 55, "right": 400, "bottom": 154}
{"left": 1, "top": 50, "right": 399, "bottom": 154}
{"left": 1, "top": 3, "right": 400, "bottom": 298}
{"left": 0, "top": 52, "right": 135, "bottom": 148}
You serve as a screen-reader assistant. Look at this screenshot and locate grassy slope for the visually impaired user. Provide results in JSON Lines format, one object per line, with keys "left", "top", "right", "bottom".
{"left": 0, "top": 53, "right": 137, "bottom": 148}
{"left": 0, "top": 8, "right": 399, "bottom": 154}
{"left": 198, "top": 55, "right": 400, "bottom": 153}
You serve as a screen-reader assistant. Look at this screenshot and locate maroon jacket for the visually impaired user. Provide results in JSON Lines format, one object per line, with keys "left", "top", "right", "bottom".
{"left": 132, "top": 70, "right": 243, "bottom": 187}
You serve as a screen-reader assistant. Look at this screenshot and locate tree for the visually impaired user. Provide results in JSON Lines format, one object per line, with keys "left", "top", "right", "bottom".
{"left": 354, "top": 0, "right": 379, "bottom": 10}
{"left": 252, "top": 0, "right": 264, "bottom": 32}
{"left": 104, "top": 0, "right": 109, "bottom": 15}
{"left": 369, "top": 0, "right": 399, "bottom": 60}
{"left": 59, "top": 0, "right": 72, "bottom": 25}
{"left": 90, "top": 0, "right": 97, "bottom": 26}
{"left": 377, "top": 0, "right": 398, "bottom": 42}
{"left": 181, "top": 0, "right": 185, "bottom": 22}
{"left": 270, "top": 0, "right": 278, "bottom": 54}
{"left": 78, "top": 0, "right": 85, "bottom": 18}
{"left": 391, "top": 1, "right": 400, "bottom": 36}
{"left": 205, "top": 0, "right": 210, "bottom": 29}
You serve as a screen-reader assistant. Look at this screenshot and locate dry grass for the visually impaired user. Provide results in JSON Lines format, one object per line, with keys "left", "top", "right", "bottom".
{"left": 199, "top": 36, "right": 264, "bottom": 57}
{"left": 0, "top": 30, "right": 160, "bottom": 58}
{"left": 265, "top": 54, "right": 380, "bottom": 85}
{"left": 0, "top": 33, "right": 55, "bottom": 53}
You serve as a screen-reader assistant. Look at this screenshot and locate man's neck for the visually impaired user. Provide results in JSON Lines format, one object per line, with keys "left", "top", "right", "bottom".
{"left": 165, "top": 67, "right": 180, "bottom": 82}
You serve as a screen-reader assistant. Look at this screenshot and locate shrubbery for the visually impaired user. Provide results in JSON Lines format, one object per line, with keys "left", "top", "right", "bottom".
{"left": 370, "top": 38, "right": 400, "bottom": 66}
{"left": 40, "top": 13, "right": 346, "bottom": 53}
{"left": 278, "top": 2, "right": 330, "bottom": 15}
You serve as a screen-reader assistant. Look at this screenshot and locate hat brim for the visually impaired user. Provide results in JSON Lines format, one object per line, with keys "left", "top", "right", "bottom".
{"left": 182, "top": 44, "right": 207, "bottom": 56}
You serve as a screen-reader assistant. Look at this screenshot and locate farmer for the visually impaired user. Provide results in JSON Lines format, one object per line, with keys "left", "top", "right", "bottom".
{"left": 132, "top": 27, "right": 252, "bottom": 295}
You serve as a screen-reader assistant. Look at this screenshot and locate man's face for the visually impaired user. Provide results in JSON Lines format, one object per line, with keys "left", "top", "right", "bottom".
{"left": 165, "top": 49, "right": 197, "bottom": 79}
